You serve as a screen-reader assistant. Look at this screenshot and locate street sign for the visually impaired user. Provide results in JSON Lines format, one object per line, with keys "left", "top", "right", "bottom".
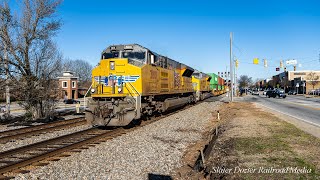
{"left": 286, "top": 59, "right": 298, "bottom": 65}
{"left": 276, "top": 67, "right": 280, "bottom": 71}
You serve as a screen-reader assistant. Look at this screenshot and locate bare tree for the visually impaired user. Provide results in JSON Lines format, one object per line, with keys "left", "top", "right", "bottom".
{"left": 267, "top": 79, "right": 275, "bottom": 89}
{"left": 238, "top": 75, "right": 252, "bottom": 88}
{"left": 62, "top": 59, "right": 93, "bottom": 85}
{"left": 307, "top": 72, "right": 319, "bottom": 90}
{"left": 280, "top": 77, "right": 290, "bottom": 92}
{"left": 0, "top": 0, "right": 63, "bottom": 120}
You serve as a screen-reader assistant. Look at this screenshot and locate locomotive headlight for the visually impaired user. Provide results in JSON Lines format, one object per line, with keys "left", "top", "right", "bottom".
{"left": 91, "top": 88, "right": 95, "bottom": 93}
{"left": 110, "top": 61, "right": 115, "bottom": 70}
{"left": 118, "top": 87, "right": 122, "bottom": 93}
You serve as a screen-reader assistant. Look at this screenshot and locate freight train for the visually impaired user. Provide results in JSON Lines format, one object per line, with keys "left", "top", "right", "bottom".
{"left": 85, "top": 44, "right": 225, "bottom": 127}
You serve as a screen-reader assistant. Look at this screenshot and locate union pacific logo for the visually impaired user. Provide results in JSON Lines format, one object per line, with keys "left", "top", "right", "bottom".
{"left": 94, "top": 75, "right": 140, "bottom": 86}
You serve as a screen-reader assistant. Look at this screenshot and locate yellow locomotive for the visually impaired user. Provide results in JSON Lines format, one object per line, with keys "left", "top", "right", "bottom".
{"left": 192, "top": 71, "right": 212, "bottom": 101}
{"left": 86, "top": 44, "right": 198, "bottom": 126}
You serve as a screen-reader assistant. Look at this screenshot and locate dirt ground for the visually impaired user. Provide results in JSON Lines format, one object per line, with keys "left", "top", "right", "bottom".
{"left": 174, "top": 102, "right": 320, "bottom": 179}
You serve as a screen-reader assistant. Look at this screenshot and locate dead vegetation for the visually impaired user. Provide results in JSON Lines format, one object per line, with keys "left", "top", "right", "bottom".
{"left": 175, "top": 102, "right": 320, "bottom": 179}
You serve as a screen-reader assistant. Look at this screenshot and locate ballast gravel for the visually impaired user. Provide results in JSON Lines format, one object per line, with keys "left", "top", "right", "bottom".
{"left": 0, "top": 115, "right": 89, "bottom": 153}
{"left": 0, "top": 114, "right": 83, "bottom": 133}
{"left": 14, "top": 100, "right": 223, "bottom": 180}
{"left": 0, "top": 124, "right": 91, "bottom": 153}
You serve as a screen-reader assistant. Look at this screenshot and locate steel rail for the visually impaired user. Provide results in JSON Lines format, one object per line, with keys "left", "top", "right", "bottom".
{"left": 0, "top": 127, "right": 119, "bottom": 175}
{"left": 0, "top": 117, "right": 85, "bottom": 143}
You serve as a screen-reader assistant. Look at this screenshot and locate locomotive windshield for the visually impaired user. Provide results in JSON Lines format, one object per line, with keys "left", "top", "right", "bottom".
{"left": 122, "top": 51, "right": 145, "bottom": 60}
{"left": 101, "top": 52, "right": 120, "bottom": 59}
{"left": 122, "top": 51, "right": 146, "bottom": 66}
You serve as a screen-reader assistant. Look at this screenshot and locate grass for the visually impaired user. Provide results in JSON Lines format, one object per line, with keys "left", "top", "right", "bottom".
{"left": 232, "top": 109, "right": 320, "bottom": 179}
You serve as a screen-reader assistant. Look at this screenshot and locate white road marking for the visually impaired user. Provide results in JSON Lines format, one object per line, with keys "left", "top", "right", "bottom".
{"left": 256, "top": 102, "right": 320, "bottom": 128}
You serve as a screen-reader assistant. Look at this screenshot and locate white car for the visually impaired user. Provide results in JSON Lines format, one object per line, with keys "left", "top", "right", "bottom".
{"left": 252, "top": 91, "right": 259, "bottom": 95}
{"left": 263, "top": 90, "right": 267, "bottom": 95}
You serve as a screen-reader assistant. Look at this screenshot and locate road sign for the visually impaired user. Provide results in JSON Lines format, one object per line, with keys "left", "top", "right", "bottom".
{"left": 286, "top": 59, "right": 298, "bottom": 65}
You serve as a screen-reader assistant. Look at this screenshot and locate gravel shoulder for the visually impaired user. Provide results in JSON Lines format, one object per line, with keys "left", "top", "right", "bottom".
{"left": 12, "top": 98, "right": 223, "bottom": 179}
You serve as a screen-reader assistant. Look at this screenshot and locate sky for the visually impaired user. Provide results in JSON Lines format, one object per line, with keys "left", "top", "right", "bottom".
{"left": 32, "top": 0, "right": 320, "bottom": 79}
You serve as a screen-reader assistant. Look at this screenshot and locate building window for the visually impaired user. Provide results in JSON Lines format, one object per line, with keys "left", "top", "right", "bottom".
{"left": 72, "top": 81, "right": 76, "bottom": 88}
{"left": 62, "top": 81, "right": 68, "bottom": 88}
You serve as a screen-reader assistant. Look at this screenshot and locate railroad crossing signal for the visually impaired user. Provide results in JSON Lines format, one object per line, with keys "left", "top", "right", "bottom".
{"left": 253, "top": 58, "right": 259, "bottom": 64}
{"left": 276, "top": 67, "right": 280, "bottom": 71}
{"left": 235, "top": 59, "right": 239, "bottom": 68}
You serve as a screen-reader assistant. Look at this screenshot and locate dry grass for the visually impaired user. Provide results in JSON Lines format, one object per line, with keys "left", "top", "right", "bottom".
{"left": 208, "top": 102, "right": 320, "bottom": 179}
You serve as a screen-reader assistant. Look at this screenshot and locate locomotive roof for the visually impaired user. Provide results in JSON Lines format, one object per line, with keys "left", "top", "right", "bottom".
{"left": 102, "top": 44, "right": 194, "bottom": 71}
{"left": 193, "top": 70, "right": 211, "bottom": 78}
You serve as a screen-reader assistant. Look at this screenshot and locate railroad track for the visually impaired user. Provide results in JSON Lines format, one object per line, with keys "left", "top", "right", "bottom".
{"left": 0, "top": 127, "right": 126, "bottom": 178}
{"left": 0, "top": 97, "right": 217, "bottom": 178}
{"left": 0, "top": 117, "right": 86, "bottom": 144}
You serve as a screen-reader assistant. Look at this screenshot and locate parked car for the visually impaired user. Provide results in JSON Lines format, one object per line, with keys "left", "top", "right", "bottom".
{"left": 0, "top": 105, "right": 6, "bottom": 113}
{"left": 63, "top": 99, "right": 80, "bottom": 104}
{"left": 263, "top": 90, "right": 267, "bottom": 95}
{"left": 309, "top": 89, "right": 320, "bottom": 95}
{"left": 266, "top": 90, "right": 286, "bottom": 98}
{"left": 252, "top": 91, "right": 259, "bottom": 95}
{"left": 288, "top": 90, "right": 297, "bottom": 95}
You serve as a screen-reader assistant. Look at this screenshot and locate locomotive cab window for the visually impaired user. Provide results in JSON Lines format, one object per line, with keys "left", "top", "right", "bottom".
{"left": 147, "top": 52, "right": 155, "bottom": 64}
{"left": 101, "top": 52, "right": 120, "bottom": 59}
{"left": 122, "top": 51, "right": 146, "bottom": 66}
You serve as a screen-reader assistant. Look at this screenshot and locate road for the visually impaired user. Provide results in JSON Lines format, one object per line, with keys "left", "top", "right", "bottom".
{"left": 241, "top": 94, "right": 320, "bottom": 127}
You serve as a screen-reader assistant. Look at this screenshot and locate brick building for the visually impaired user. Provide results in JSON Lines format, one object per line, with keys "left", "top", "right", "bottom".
{"left": 272, "top": 70, "right": 320, "bottom": 93}
{"left": 57, "top": 71, "right": 79, "bottom": 99}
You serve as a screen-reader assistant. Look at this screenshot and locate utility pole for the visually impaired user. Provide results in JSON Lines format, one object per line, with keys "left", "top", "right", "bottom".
{"left": 234, "top": 62, "right": 237, "bottom": 96}
{"left": 225, "top": 66, "right": 228, "bottom": 96}
{"left": 230, "top": 32, "right": 233, "bottom": 102}
{"left": 4, "top": 43, "right": 10, "bottom": 115}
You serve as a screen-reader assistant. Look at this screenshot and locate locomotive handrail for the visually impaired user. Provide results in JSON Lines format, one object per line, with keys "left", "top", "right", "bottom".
{"left": 126, "top": 82, "right": 141, "bottom": 96}
{"left": 84, "top": 84, "right": 93, "bottom": 108}
{"left": 125, "top": 82, "right": 141, "bottom": 119}
{"left": 124, "top": 86, "right": 134, "bottom": 97}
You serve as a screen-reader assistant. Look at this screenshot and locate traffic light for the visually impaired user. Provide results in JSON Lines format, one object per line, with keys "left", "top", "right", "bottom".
{"left": 294, "top": 65, "right": 296, "bottom": 71}
{"left": 235, "top": 59, "right": 239, "bottom": 68}
{"left": 280, "top": 60, "right": 283, "bottom": 68}
{"left": 264, "top": 59, "right": 267, "bottom": 67}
